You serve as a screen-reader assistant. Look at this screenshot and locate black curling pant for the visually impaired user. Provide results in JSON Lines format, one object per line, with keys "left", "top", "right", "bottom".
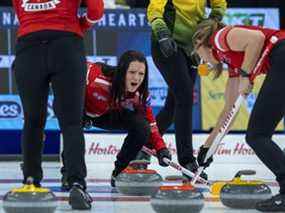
{"left": 151, "top": 41, "right": 197, "bottom": 166}
{"left": 62, "top": 109, "right": 151, "bottom": 176}
{"left": 245, "top": 40, "right": 285, "bottom": 194}
{"left": 92, "top": 109, "right": 151, "bottom": 174}
{"left": 14, "top": 31, "right": 87, "bottom": 188}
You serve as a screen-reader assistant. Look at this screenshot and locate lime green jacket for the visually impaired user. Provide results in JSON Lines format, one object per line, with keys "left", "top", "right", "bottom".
{"left": 147, "top": 0, "right": 227, "bottom": 56}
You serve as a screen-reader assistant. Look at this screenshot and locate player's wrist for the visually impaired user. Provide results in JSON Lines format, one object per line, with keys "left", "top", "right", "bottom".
{"left": 239, "top": 68, "right": 250, "bottom": 78}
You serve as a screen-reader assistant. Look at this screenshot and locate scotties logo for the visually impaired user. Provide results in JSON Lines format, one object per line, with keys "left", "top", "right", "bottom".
{"left": 0, "top": 101, "right": 21, "bottom": 118}
{"left": 21, "top": 0, "right": 61, "bottom": 12}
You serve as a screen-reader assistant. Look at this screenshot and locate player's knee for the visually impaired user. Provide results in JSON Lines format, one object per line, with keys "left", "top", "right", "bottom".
{"left": 245, "top": 131, "right": 259, "bottom": 148}
{"left": 132, "top": 121, "right": 151, "bottom": 143}
{"left": 58, "top": 116, "right": 82, "bottom": 130}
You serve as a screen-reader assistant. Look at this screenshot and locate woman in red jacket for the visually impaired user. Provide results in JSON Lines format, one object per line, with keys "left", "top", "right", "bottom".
{"left": 62, "top": 50, "right": 171, "bottom": 188}
{"left": 12, "top": 0, "right": 104, "bottom": 209}
{"left": 192, "top": 20, "right": 285, "bottom": 212}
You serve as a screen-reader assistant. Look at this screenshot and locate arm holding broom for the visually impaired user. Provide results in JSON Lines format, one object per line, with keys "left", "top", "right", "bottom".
{"left": 197, "top": 77, "right": 245, "bottom": 169}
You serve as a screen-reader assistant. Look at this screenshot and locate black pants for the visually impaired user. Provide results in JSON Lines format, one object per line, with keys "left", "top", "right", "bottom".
{"left": 151, "top": 41, "right": 197, "bottom": 166}
{"left": 93, "top": 109, "right": 151, "bottom": 173}
{"left": 14, "top": 30, "right": 87, "bottom": 187}
{"left": 245, "top": 40, "right": 285, "bottom": 193}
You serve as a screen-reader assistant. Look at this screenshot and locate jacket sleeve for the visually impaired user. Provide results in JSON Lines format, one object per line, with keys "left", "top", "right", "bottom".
{"left": 147, "top": 0, "right": 168, "bottom": 23}
{"left": 228, "top": 67, "right": 240, "bottom": 78}
{"left": 209, "top": 0, "right": 227, "bottom": 21}
{"left": 145, "top": 105, "right": 166, "bottom": 151}
{"left": 80, "top": 0, "right": 104, "bottom": 32}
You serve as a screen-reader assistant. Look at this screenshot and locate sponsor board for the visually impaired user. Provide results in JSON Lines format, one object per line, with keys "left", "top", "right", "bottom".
{"left": 0, "top": 100, "right": 21, "bottom": 118}
{"left": 79, "top": 133, "right": 285, "bottom": 179}
{"left": 83, "top": 133, "right": 285, "bottom": 164}
{"left": 0, "top": 8, "right": 280, "bottom": 29}
{"left": 201, "top": 72, "right": 284, "bottom": 131}
{"left": 0, "top": 8, "right": 149, "bottom": 29}
{"left": 0, "top": 95, "right": 58, "bottom": 129}
{"left": 223, "top": 8, "right": 279, "bottom": 28}
{"left": 0, "top": 55, "right": 14, "bottom": 68}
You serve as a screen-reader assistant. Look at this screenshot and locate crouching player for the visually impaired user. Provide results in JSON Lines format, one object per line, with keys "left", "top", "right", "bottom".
{"left": 61, "top": 50, "right": 171, "bottom": 188}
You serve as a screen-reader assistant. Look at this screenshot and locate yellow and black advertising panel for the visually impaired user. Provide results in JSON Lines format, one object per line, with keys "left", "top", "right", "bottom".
{"left": 201, "top": 72, "right": 284, "bottom": 131}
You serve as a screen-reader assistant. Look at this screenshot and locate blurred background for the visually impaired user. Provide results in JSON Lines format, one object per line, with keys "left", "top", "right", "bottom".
{"left": 0, "top": 0, "right": 283, "bottom": 160}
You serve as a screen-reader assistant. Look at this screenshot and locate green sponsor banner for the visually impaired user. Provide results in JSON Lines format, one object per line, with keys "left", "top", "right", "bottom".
{"left": 223, "top": 8, "right": 279, "bottom": 28}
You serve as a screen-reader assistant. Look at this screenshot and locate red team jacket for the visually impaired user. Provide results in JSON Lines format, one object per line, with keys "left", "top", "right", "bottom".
{"left": 12, "top": 0, "right": 104, "bottom": 37}
{"left": 210, "top": 26, "right": 285, "bottom": 80}
{"left": 85, "top": 62, "right": 166, "bottom": 152}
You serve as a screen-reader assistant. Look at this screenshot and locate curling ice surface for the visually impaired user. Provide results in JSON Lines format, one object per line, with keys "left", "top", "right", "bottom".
{"left": 0, "top": 162, "right": 278, "bottom": 212}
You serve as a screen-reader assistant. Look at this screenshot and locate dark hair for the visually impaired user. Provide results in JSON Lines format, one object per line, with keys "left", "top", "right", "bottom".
{"left": 192, "top": 19, "right": 226, "bottom": 79}
{"left": 111, "top": 50, "right": 149, "bottom": 108}
{"left": 96, "top": 62, "right": 117, "bottom": 76}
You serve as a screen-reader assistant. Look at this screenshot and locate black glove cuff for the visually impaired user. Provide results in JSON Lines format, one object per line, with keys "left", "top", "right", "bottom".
{"left": 209, "top": 12, "right": 223, "bottom": 22}
{"left": 157, "top": 148, "right": 171, "bottom": 160}
{"left": 200, "top": 145, "right": 208, "bottom": 151}
{"left": 157, "top": 28, "right": 171, "bottom": 41}
{"left": 239, "top": 68, "right": 250, "bottom": 77}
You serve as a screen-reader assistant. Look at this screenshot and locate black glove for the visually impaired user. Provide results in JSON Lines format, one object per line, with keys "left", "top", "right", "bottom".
{"left": 157, "top": 29, "right": 177, "bottom": 58}
{"left": 157, "top": 148, "right": 172, "bottom": 167}
{"left": 151, "top": 18, "right": 177, "bottom": 58}
{"left": 197, "top": 145, "right": 213, "bottom": 168}
{"left": 208, "top": 11, "right": 223, "bottom": 22}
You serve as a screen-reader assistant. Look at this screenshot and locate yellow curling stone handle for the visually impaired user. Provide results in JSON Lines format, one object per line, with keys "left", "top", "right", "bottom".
{"left": 210, "top": 170, "right": 264, "bottom": 197}
{"left": 11, "top": 184, "right": 50, "bottom": 193}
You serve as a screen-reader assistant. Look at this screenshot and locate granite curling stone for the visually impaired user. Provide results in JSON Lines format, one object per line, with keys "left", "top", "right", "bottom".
{"left": 151, "top": 185, "right": 204, "bottom": 213}
{"left": 116, "top": 168, "right": 163, "bottom": 196}
{"left": 220, "top": 170, "right": 272, "bottom": 209}
{"left": 3, "top": 182, "right": 57, "bottom": 213}
{"left": 164, "top": 175, "right": 189, "bottom": 182}
{"left": 128, "top": 159, "right": 150, "bottom": 170}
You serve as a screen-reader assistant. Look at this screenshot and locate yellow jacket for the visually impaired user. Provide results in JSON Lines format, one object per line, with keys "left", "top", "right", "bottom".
{"left": 148, "top": 0, "right": 227, "bottom": 55}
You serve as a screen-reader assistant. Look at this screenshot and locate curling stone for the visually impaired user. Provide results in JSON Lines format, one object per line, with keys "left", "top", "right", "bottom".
{"left": 128, "top": 159, "right": 150, "bottom": 170}
{"left": 220, "top": 170, "right": 272, "bottom": 209}
{"left": 116, "top": 168, "right": 162, "bottom": 196}
{"left": 165, "top": 175, "right": 188, "bottom": 182}
{"left": 210, "top": 180, "right": 228, "bottom": 199}
{"left": 165, "top": 175, "right": 191, "bottom": 185}
{"left": 3, "top": 180, "right": 57, "bottom": 213}
{"left": 151, "top": 185, "right": 204, "bottom": 213}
